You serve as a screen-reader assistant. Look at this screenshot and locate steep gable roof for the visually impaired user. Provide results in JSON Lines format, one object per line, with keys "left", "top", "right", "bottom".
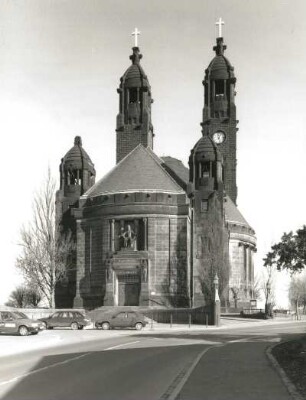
{"left": 84, "top": 145, "right": 184, "bottom": 197}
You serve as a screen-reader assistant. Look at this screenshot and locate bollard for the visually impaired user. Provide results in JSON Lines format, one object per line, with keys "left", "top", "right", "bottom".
{"left": 206, "top": 313, "right": 208, "bottom": 328}
{"left": 170, "top": 314, "right": 173, "bottom": 328}
{"left": 150, "top": 312, "right": 154, "bottom": 330}
{"left": 188, "top": 313, "right": 191, "bottom": 328}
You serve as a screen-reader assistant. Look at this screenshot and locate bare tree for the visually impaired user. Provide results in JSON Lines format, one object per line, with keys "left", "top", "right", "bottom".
{"left": 289, "top": 274, "right": 306, "bottom": 319}
{"left": 251, "top": 273, "right": 262, "bottom": 302}
{"left": 5, "top": 286, "right": 28, "bottom": 308}
{"left": 26, "top": 286, "right": 42, "bottom": 307}
{"left": 230, "top": 278, "right": 241, "bottom": 309}
{"left": 261, "top": 265, "right": 276, "bottom": 316}
{"left": 16, "top": 169, "right": 75, "bottom": 308}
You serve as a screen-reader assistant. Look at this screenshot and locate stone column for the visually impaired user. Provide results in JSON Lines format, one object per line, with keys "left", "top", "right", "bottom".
{"left": 144, "top": 218, "right": 148, "bottom": 250}
{"left": 110, "top": 219, "right": 115, "bottom": 252}
{"left": 134, "top": 219, "right": 139, "bottom": 251}
{"left": 139, "top": 259, "right": 149, "bottom": 306}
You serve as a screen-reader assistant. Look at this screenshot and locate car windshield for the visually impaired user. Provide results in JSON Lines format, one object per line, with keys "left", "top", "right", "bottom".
{"left": 12, "top": 312, "right": 28, "bottom": 319}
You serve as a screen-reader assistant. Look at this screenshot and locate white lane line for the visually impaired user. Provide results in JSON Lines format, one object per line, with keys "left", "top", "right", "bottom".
{"left": 160, "top": 344, "right": 224, "bottom": 400}
{"left": 0, "top": 353, "right": 90, "bottom": 387}
{"left": 0, "top": 340, "right": 140, "bottom": 387}
{"left": 105, "top": 341, "right": 140, "bottom": 350}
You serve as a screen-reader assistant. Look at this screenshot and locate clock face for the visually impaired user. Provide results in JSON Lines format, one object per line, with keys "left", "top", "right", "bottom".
{"left": 212, "top": 131, "right": 225, "bottom": 144}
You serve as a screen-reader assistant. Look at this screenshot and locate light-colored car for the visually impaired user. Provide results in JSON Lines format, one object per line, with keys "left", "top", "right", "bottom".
{"left": 39, "top": 311, "right": 91, "bottom": 330}
{"left": 13, "top": 311, "right": 45, "bottom": 330}
{"left": 95, "top": 311, "right": 147, "bottom": 330}
{"left": 0, "top": 310, "right": 41, "bottom": 336}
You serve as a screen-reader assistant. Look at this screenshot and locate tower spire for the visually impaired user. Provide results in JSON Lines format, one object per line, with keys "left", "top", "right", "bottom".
{"left": 116, "top": 30, "right": 154, "bottom": 163}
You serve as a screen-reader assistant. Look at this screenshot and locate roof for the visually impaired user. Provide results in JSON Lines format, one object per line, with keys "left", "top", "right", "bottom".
{"left": 224, "top": 196, "right": 253, "bottom": 230}
{"left": 84, "top": 145, "right": 185, "bottom": 197}
{"left": 192, "top": 135, "right": 222, "bottom": 161}
{"left": 121, "top": 47, "right": 150, "bottom": 88}
{"left": 160, "top": 156, "right": 189, "bottom": 189}
{"left": 207, "top": 55, "right": 234, "bottom": 80}
{"left": 122, "top": 64, "right": 149, "bottom": 87}
{"left": 63, "top": 136, "right": 95, "bottom": 173}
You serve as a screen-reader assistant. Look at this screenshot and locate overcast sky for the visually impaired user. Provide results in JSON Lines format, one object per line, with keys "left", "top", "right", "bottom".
{"left": 0, "top": 0, "right": 305, "bottom": 307}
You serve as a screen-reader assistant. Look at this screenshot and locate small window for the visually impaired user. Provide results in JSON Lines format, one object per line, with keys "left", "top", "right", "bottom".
{"left": 129, "top": 88, "right": 138, "bottom": 103}
{"left": 201, "top": 162, "right": 210, "bottom": 178}
{"left": 215, "top": 80, "right": 224, "bottom": 95}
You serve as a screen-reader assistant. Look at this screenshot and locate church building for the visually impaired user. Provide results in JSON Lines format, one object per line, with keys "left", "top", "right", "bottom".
{"left": 55, "top": 24, "right": 256, "bottom": 310}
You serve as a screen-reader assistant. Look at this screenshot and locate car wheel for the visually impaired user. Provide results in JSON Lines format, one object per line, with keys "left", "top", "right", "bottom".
{"left": 18, "top": 326, "right": 29, "bottom": 336}
{"left": 78, "top": 325, "right": 84, "bottom": 330}
{"left": 95, "top": 322, "right": 101, "bottom": 329}
{"left": 41, "top": 321, "right": 47, "bottom": 330}
{"left": 101, "top": 322, "right": 110, "bottom": 330}
{"left": 71, "top": 322, "right": 79, "bottom": 330}
{"left": 135, "top": 322, "right": 143, "bottom": 331}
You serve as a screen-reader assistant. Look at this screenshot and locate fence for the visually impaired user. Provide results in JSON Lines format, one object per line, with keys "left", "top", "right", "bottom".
{"left": 142, "top": 306, "right": 213, "bottom": 325}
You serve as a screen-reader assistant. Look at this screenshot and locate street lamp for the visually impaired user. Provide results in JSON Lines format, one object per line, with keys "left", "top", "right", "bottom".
{"left": 213, "top": 274, "right": 220, "bottom": 302}
{"left": 265, "top": 280, "right": 271, "bottom": 317}
{"left": 213, "top": 273, "right": 220, "bottom": 326}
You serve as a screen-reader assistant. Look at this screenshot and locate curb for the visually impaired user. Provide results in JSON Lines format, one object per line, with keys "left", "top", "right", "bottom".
{"left": 266, "top": 340, "right": 304, "bottom": 400}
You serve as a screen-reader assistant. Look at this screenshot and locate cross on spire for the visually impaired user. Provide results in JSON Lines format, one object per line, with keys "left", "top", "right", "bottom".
{"left": 132, "top": 27, "right": 141, "bottom": 47}
{"left": 215, "top": 17, "right": 224, "bottom": 38}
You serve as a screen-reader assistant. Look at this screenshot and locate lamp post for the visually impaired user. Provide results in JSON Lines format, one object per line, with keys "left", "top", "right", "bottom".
{"left": 213, "top": 274, "right": 220, "bottom": 326}
{"left": 265, "top": 280, "right": 271, "bottom": 318}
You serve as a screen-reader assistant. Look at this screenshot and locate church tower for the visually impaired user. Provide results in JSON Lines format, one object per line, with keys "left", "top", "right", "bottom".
{"left": 116, "top": 41, "right": 154, "bottom": 163}
{"left": 188, "top": 135, "right": 230, "bottom": 307}
{"left": 202, "top": 22, "right": 238, "bottom": 204}
{"left": 56, "top": 136, "right": 96, "bottom": 231}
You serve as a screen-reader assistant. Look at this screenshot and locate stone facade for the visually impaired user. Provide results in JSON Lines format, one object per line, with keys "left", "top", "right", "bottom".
{"left": 55, "top": 35, "right": 256, "bottom": 310}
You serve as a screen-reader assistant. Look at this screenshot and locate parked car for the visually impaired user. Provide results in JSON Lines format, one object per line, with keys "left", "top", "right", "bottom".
{"left": 39, "top": 311, "right": 91, "bottom": 330}
{"left": 0, "top": 310, "right": 41, "bottom": 336}
{"left": 95, "top": 311, "right": 147, "bottom": 330}
{"left": 13, "top": 311, "right": 45, "bottom": 330}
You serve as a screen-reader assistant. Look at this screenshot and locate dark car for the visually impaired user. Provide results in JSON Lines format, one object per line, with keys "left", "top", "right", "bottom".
{"left": 39, "top": 311, "right": 91, "bottom": 330}
{"left": 0, "top": 310, "right": 41, "bottom": 336}
{"left": 95, "top": 311, "right": 148, "bottom": 330}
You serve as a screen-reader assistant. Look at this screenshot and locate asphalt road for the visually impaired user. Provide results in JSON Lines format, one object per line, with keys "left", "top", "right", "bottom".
{"left": 0, "top": 320, "right": 305, "bottom": 400}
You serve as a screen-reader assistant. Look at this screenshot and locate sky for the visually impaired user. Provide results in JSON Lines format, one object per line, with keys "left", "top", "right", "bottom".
{"left": 0, "top": 0, "right": 305, "bottom": 307}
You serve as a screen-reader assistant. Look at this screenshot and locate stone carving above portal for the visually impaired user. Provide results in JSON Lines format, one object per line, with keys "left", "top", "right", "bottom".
{"left": 119, "top": 224, "right": 137, "bottom": 250}
{"left": 111, "top": 218, "right": 147, "bottom": 252}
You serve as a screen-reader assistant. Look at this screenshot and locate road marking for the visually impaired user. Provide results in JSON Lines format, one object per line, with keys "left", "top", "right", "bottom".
{"left": 0, "top": 353, "right": 90, "bottom": 387}
{"left": 0, "top": 340, "right": 141, "bottom": 387}
{"left": 160, "top": 344, "right": 224, "bottom": 400}
{"left": 105, "top": 341, "right": 140, "bottom": 350}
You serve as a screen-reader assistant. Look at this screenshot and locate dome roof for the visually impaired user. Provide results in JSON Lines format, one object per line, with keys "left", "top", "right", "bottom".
{"left": 205, "top": 37, "right": 235, "bottom": 80}
{"left": 120, "top": 47, "right": 150, "bottom": 88}
{"left": 192, "top": 135, "right": 222, "bottom": 162}
{"left": 208, "top": 55, "right": 234, "bottom": 80}
{"left": 62, "top": 136, "right": 95, "bottom": 173}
